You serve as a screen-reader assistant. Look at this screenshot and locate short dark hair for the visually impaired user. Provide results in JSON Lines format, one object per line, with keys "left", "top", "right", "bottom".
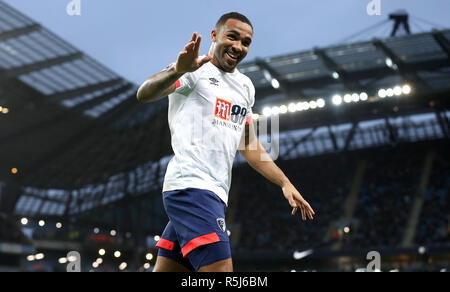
{"left": 215, "top": 12, "right": 253, "bottom": 31}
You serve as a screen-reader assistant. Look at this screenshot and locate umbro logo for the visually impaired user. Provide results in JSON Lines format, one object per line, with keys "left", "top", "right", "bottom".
{"left": 209, "top": 78, "right": 220, "bottom": 86}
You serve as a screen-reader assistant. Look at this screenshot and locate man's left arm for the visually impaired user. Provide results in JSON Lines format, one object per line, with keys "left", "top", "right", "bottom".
{"left": 239, "top": 122, "right": 315, "bottom": 221}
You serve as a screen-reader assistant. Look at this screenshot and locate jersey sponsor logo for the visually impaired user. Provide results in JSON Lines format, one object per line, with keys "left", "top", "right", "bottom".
{"left": 214, "top": 98, "right": 248, "bottom": 125}
{"left": 215, "top": 98, "right": 232, "bottom": 121}
{"left": 216, "top": 218, "right": 226, "bottom": 232}
{"left": 212, "top": 119, "right": 242, "bottom": 132}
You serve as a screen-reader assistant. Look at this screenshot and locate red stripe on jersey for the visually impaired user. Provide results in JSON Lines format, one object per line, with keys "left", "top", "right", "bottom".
{"left": 156, "top": 238, "right": 175, "bottom": 250}
{"left": 245, "top": 115, "right": 253, "bottom": 125}
{"left": 174, "top": 79, "right": 181, "bottom": 89}
{"left": 181, "top": 232, "right": 220, "bottom": 257}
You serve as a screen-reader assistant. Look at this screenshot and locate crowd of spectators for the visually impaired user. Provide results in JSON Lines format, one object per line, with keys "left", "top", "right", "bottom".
{"left": 234, "top": 152, "right": 355, "bottom": 252}
{"left": 341, "top": 145, "right": 423, "bottom": 249}
{"left": 233, "top": 140, "right": 450, "bottom": 252}
{"left": 415, "top": 143, "right": 450, "bottom": 247}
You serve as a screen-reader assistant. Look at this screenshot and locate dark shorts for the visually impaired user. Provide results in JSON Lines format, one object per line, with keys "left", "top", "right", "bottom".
{"left": 156, "top": 188, "right": 231, "bottom": 271}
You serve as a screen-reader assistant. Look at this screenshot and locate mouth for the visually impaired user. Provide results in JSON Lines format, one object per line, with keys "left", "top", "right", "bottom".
{"left": 225, "top": 51, "right": 239, "bottom": 62}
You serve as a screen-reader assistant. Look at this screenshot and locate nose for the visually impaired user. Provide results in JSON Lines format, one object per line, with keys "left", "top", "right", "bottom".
{"left": 231, "top": 41, "right": 243, "bottom": 53}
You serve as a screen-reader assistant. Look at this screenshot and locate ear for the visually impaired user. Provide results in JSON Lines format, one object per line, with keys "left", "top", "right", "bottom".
{"left": 211, "top": 29, "right": 217, "bottom": 43}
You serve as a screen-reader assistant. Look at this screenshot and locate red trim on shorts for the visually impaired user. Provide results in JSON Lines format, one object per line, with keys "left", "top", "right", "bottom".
{"left": 181, "top": 232, "right": 220, "bottom": 257}
{"left": 174, "top": 79, "right": 181, "bottom": 89}
{"left": 245, "top": 115, "right": 253, "bottom": 125}
{"left": 156, "top": 238, "right": 175, "bottom": 251}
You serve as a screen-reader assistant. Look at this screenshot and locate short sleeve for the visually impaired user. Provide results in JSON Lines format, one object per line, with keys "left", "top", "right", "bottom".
{"left": 173, "top": 72, "right": 199, "bottom": 96}
{"left": 163, "top": 61, "right": 203, "bottom": 96}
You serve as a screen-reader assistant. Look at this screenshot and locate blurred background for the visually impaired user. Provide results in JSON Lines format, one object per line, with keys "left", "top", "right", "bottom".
{"left": 0, "top": 0, "right": 449, "bottom": 272}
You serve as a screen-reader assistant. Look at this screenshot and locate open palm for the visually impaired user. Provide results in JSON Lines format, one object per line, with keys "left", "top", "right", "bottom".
{"left": 175, "top": 32, "right": 212, "bottom": 74}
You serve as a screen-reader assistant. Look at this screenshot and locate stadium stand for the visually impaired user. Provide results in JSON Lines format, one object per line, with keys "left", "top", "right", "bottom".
{"left": 234, "top": 140, "right": 450, "bottom": 253}
{"left": 415, "top": 143, "right": 450, "bottom": 247}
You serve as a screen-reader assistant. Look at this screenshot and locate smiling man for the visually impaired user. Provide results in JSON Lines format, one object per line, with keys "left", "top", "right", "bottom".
{"left": 209, "top": 17, "right": 252, "bottom": 72}
{"left": 137, "top": 12, "right": 315, "bottom": 272}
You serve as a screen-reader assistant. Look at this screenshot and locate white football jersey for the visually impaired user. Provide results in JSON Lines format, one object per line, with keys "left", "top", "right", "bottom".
{"left": 162, "top": 61, "right": 255, "bottom": 205}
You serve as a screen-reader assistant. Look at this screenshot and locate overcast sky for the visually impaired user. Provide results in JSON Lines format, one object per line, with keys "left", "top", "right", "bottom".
{"left": 3, "top": 0, "right": 450, "bottom": 84}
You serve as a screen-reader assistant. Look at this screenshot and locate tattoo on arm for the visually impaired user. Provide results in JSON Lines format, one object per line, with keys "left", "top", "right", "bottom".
{"left": 156, "top": 68, "right": 183, "bottom": 93}
{"left": 138, "top": 66, "right": 183, "bottom": 103}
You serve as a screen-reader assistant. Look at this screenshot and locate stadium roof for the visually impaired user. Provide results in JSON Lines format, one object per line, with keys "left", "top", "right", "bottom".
{"left": 239, "top": 29, "right": 450, "bottom": 108}
{"left": 0, "top": 1, "right": 141, "bottom": 115}
{"left": 0, "top": 0, "right": 159, "bottom": 221}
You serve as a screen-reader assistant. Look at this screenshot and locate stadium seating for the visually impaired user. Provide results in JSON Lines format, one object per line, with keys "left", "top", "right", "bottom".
{"left": 234, "top": 140, "right": 450, "bottom": 252}
{"left": 415, "top": 144, "right": 450, "bottom": 247}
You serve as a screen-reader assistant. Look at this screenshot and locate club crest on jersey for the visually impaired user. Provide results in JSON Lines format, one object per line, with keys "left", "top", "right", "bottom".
{"left": 216, "top": 218, "right": 226, "bottom": 232}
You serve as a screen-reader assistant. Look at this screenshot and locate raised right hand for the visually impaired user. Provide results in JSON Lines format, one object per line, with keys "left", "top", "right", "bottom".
{"left": 175, "top": 32, "right": 212, "bottom": 74}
